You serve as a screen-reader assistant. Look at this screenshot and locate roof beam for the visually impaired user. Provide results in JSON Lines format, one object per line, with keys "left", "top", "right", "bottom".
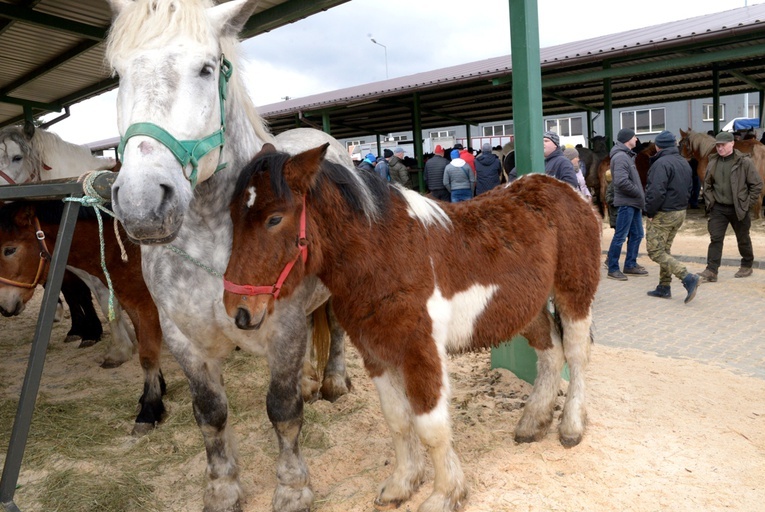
{"left": 542, "top": 91, "right": 599, "bottom": 113}
{"left": 542, "top": 44, "right": 765, "bottom": 88}
{"left": 0, "top": 3, "right": 107, "bottom": 40}
{"left": 242, "top": 0, "right": 350, "bottom": 38}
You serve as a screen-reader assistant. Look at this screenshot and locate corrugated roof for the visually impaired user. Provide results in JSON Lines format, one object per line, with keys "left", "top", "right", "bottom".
{"left": 259, "top": 4, "right": 765, "bottom": 141}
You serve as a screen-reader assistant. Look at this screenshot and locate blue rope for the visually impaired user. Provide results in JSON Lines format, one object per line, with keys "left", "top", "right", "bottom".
{"left": 63, "top": 171, "right": 120, "bottom": 321}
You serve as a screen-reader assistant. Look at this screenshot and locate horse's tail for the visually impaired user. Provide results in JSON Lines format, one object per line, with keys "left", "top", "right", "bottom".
{"left": 312, "top": 302, "right": 331, "bottom": 377}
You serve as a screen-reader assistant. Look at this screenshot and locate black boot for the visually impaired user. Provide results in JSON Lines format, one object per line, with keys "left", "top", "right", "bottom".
{"left": 646, "top": 284, "right": 671, "bottom": 299}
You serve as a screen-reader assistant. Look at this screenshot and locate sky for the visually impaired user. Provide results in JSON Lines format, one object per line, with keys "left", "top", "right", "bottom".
{"left": 45, "top": 0, "right": 765, "bottom": 145}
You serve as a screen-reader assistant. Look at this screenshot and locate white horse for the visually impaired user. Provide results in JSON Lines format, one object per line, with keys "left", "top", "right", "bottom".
{"left": 106, "top": 1, "right": 350, "bottom": 510}
{"left": 0, "top": 123, "right": 136, "bottom": 367}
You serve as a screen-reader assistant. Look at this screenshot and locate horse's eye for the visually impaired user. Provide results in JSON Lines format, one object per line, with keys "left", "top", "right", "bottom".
{"left": 267, "top": 216, "right": 282, "bottom": 227}
{"left": 3, "top": 247, "right": 16, "bottom": 257}
{"left": 200, "top": 64, "right": 214, "bottom": 77}
{"left": 11, "top": 155, "right": 21, "bottom": 163}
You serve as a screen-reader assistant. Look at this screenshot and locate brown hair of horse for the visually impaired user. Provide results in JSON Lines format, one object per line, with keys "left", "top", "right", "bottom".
{"left": 224, "top": 144, "right": 602, "bottom": 511}
{"left": 0, "top": 201, "right": 165, "bottom": 433}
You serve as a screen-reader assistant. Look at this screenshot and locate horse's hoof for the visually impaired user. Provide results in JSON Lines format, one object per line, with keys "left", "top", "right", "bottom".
{"left": 64, "top": 334, "right": 81, "bottom": 343}
{"left": 100, "top": 358, "right": 126, "bottom": 369}
{"left": 374, "top": 497, "right": 403, "bottom": 510}
{"left": 320, "top": 375, "right": 352, "bottom": 402}
{"left": 78, "top": 338, "right": 100, "bottom": 348}
{"left": 131, "top": 422, "right": 156, "bottom": 437}
{"left": 559, "top": 433, "right": 583, "bottom": 448}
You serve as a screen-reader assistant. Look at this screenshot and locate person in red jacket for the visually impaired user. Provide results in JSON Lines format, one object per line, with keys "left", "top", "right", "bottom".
{"left": 453, "top": 143, "right": 476, "bottom": 173}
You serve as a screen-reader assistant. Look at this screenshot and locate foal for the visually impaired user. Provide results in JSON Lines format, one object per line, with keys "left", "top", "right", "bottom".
{"left": 223, "top": 144, "right": 602, "bottom": 512}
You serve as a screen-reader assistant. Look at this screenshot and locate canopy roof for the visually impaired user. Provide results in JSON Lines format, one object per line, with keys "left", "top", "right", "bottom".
{"left": 259, "top": 4, "right": 765, "bottom": 140}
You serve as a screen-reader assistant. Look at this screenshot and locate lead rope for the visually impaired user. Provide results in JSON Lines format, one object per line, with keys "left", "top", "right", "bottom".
{"left": 62, "top": 170, "right": 126, "bottom": 321}
{"left": 166, "top": 245, "right": 223, "bottom": 278}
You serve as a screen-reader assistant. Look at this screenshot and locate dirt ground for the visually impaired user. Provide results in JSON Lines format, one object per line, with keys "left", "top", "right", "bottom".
{"left": 1, "top": 210, "right": 764, "bottom": 512}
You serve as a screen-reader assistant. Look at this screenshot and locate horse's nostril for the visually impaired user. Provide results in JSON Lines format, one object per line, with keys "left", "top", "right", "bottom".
{"left": 159, "top": 183, "right": 174, "bottom": 205}
{"left": 235, "top": 308, "right": 252, "bottom": 330}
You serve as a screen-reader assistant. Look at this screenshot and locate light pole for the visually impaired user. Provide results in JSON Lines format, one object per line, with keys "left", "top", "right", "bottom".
{"left": 370, "top": 37, "right": 388, "bottom": 79}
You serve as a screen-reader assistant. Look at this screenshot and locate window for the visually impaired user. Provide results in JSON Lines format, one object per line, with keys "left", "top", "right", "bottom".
{"left": 702, "top": 104, "right": 725, "bottom": 122}
{"left": 620, "top": 108, "right": 666, "bottom": 134}
{"left": 545, "top": 117, "right": 583, "bottom": 137}
{"left": 748, "top": 104, "right": 759, "bottom": 119}
{"left": 390, "top": 135, "right": 407, "bottom": 142}
{"left": 429, "top": 130, "right": 455, "bottom": 138}
{"left": 482, "top": 124, "right": 513, "bottom": 136}
{"left": 345, "top": 140, "right": 365, "bottom": 148}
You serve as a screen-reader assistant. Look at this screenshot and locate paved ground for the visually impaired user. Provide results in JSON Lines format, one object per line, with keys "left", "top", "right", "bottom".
{"left": 595, "top": 228, "right": 765, "bottom": 380}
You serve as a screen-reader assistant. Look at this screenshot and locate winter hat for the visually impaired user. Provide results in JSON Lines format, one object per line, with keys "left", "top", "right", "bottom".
{"left": 715, "top": 131, "right": 734, "bottom": 143}
{"left": 364, "top": 153, "right": 376, "bottom": 162}
{"left": 383, "top": 148, "right": 394, "bottom": 158}
{"left": 481, "top": 142, "right": 492, "bottom": 154}
{"left": 453, "top": 143, "right": 464, "bottom": 150}
{"left": 617, "top": 128, "right": 636, "bottom": 144}
{"left": 563, "top": 147, "right": 579, "bottom": 161}
{"left": 393, "top": 147, "right": 405, "bottom": 155}
{"left": 654, "top": 130, "right": 676, "bottom": 149}
{"left": 434, "top": 145, "right": 443, "bottom": 154}
{"left": 450, "top": 149, "right": 461, "bottom": 159}
{"left": 543, "top": 131, "right": 560, "bottom": 148}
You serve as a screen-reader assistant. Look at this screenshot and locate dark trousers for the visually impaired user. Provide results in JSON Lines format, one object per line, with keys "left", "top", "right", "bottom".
{"left": 705, "top": 203, "right": 754, "bottom": 273}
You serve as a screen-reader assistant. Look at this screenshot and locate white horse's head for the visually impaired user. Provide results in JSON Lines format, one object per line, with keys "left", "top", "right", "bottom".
{"left": 0, "top": 124, "right": 43, "bottom": 185}
{"left": 106, "top": 0, "right": 259, "bottom": 243}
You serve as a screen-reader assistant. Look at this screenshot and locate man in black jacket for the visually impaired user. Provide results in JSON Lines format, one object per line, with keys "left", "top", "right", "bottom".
{"left": 424, "top": 145, "right": 450, "bottom": 201}
{"left": 643, "top": 130, "right": 699, "bottom": 303}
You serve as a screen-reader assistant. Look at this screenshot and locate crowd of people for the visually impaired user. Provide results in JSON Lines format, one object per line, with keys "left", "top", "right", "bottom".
{"left": 356, "top": 127, "right": 763, "bottom": 303}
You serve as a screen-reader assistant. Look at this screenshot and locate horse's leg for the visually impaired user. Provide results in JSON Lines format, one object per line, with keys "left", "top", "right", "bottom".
{"left": 407, "top": 355, "right": 467, "bottom": 512}
{"left": 162, "top": 323, "right": 242, "bottom": 512}
{"left": 320, "top": 300, "right": 351, "bottom": 402}
{"left": 66, "top": 267, "right": 137, "bottom": 368}
{"left": 514, "top": 310, "right": 566, "bottom": 443}
{"left": 267, "top": 307, "right": 313, "bottom": 512}
{"left": 300, "top": 318, "right": 321, "bottom": 403}
{"left": 129, "top": 307, "right": 166, "bottom": 436}
{"left": 371, "top": 369, "right": 426, "bottom": 510}
{"left": 60, "top": 271, "right": 103, "bottom": 346}
{"left": 557, "top": 309, "right": 593, "bottom": 447}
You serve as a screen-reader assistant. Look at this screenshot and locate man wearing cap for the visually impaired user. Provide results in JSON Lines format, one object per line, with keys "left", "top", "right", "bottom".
{"left": 542, "top": 131, "right": 579, "bottom": 189}
{"left": 424, "top": 145, "right": 450, "bottom": 201}
{"left": 475, "top": 142, "right": 502, "bottom": 195}
{"left": 698, "top": 131, "right": 763, "bottom": 282}
{"left": 358, "top": 152, "right": 377, "bottom": 173}
{"left": 443, "top": 149, "right": 475, "bottom": 202}
{"left": 387, "top": 147, "right": 412, "bottom": 189}
{"left": 606, "top": 127, "right": 648, "bottom": 281}
{"left": 643, "top": 130, "right": 699, "bottom": 302}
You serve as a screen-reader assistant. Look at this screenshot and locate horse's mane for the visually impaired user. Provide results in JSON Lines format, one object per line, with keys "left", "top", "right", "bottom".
{"left": 105, "top": 0, "right": 273, "bottom": 146}
{"left": 687, "top": 130, "right": 716, "bottom": 157}
{"left": 0, "top": 126, "right": 43, "bottom": 177}
{"left": 235, "top": 151, "right": 392, "bottom": 223}
{"left": 0, "top": 200, "right": 99, "bottom": 233}
{"left": 31, "top": 129, "right": 100, "bottom": 166}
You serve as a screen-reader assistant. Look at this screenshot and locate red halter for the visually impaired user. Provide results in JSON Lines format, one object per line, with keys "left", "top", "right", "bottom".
{"left": 0, "top": 217, "right": 52, "bottom": 289}
{"left": 223, "top": 195, "right": 308, "bottom": 299}
{"left": 0, "top": 163, "right": 50, "bottom": 185}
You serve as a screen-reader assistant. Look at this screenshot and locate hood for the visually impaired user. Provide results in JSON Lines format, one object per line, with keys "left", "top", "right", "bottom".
{"left": 451, "top": 158, "right": 467, "bottom": 166}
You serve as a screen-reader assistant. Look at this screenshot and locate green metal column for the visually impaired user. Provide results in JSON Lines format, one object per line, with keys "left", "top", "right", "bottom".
{"left": 587, "top": 111, "right": 593, "bottom": 147}
{"left": 759, "top": 90, "right": 765, "bottom": 130}
{"left": 412, "top": 93, "right": 425, "bottom": 192}
{"left": 604, "top": 76, "right": 613, "bottom": 148}
{"left": 713, "top": 67, "right": 721, "bottom": 134}
{"left": 322, "top": 111, "right": 331, "bottom": 134}
{"left": 464, "top": 124, "right": 472, "bottom": 151}
{"left": 508, "top": 0, "right": 544, "bottom": 175}
{"left": 376, "top": 133, "right": 382, "bottom": 158}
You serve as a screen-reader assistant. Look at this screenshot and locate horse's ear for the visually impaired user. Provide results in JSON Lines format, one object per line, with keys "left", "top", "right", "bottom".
{"left": 256, "top": 143, "right": 277, "bottom": 158}
{"left": 13, "top": 205, "right": 36, "bottom": 228}
{"left": 208, "top": 0, "right": 259, "bottom": 36}
{"left": 285, "top": 143, "right": 330, "bottom": 193}
{"left": 23, "top": 120, "right": 35, "bottom": 140}
{"left": 106, "top": 0, "right": 132, "bottom": 18}
{"left": 680, "top": 128, "right": 688, "bottom": 137}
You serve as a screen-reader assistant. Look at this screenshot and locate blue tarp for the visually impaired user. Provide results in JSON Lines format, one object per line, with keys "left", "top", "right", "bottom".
{"left": 733, "top": 118, "right": 760, "bottom": 130}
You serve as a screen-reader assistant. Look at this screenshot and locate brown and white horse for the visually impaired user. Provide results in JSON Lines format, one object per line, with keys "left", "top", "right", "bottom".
{"left": 679, "top": 128, "right": 765, "bottom": 218}
{"left": 223, "top": 144, "right": 602, "bottom": 512}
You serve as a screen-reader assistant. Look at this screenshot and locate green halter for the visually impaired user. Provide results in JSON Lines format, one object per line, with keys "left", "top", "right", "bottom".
{"left": 117, "top": 55, "right": 233, "bottom": 189}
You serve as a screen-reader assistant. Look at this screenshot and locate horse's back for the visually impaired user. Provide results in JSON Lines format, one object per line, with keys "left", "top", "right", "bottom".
{"left": 276, "top": 128, "right": 354, "bottom": 169}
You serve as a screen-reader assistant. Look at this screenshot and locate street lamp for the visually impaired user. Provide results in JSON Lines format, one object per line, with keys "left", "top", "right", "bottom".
{"left": 370, "top": 37, "right": 388, "bottom": 79}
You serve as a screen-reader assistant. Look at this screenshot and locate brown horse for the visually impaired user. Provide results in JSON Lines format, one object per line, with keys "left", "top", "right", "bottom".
{"left": 222, "top": 144, "right": 602, "bottom": 512}
{"left": 679, "top": 128, "right": 765, "bottom": 218}
{"left": 0, "top": 200, "right": 165, "bottom": 435}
